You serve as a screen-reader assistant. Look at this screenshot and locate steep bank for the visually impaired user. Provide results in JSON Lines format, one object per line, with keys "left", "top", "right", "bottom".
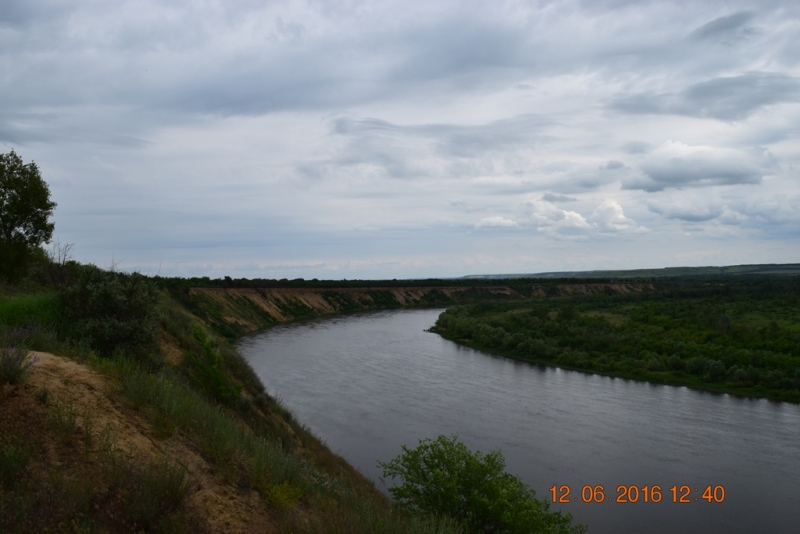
{"left": 170, "top": 283, "right": 654, "bottom": 339}
{"left": 0, "top": 285, "right": 463, "bottom": 534}
{"left": 172, "top": 285, "right": 523, "bottom": 339}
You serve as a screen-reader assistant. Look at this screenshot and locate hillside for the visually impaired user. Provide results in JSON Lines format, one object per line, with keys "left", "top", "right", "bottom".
{"left": 0, "top": 280, "right": 465, "bottom": 534}
{"left": 169, "top": 283, "right": 654, "bottom": 339}
{"left": 2, "top": 351, "right": 275, "bottom": 532}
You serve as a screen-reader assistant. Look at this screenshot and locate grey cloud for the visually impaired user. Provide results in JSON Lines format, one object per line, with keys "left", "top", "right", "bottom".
{"left": 647, "top": 200, "right": 724, "bottom": 222}
{"left": 333, "top": 114, "right": 551, "bottom": 153}
{"left": 389, "top": 18, "right": 527, "bottom": 84}
{"left": 542, "top": 193, "right": 577, "bottom": 203}
{"left": 604, "top": 160, "right": 625, "bottom": 170}
{"left": 319, "top": 114, "right": 553, "bottom": 181}
{"left": 625, "top": 158, "right": 762, "bottom": 192}
{"left": 729, "top": 196, "right": 800, "bottom": 229}
{"left": 0, "top": 0, "right": 68, "bottom": 27}
{"left": 0, "top": 111, "right": 151, "bottom": 148}
{"left": 623, "top": 142, "right": 651, "bottom": 154}
{"left": 610, "top": 72, "right": 800, "bottom": 121}
{"left": 690, "top": 11, "right": 756, "bottom": 41}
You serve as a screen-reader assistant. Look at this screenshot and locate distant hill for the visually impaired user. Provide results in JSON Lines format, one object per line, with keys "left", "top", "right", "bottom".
{"left": 462, "top": 263, "right": 800, "bottom": 279}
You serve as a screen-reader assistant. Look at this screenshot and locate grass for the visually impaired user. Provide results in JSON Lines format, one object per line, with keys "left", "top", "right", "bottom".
{"left": 48, "top": 397, "right": 79, "bottom": 443}
{"left": 104, "top": 356, "right": 466, "bottom": 532}
{"left": 44, "top": 394, "right": 193, "bottom": 532}
{"left": 109, "top": 358, "right": 308, "bottom": 491}
{"left": 0, "top": 292, "right": 61, "bottom": 328}
{"left": 0, "top": 440, "right": 32, "bottom": 490}
{"left": 128, "top": 456, "right": 192, "bottom": 529}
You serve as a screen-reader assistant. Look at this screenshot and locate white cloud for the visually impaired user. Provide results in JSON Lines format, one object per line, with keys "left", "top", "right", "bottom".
{"left": 475, "top": 216, "right": 518, "bottom": 229}
{"left": 522, "top": 199, "right": 592, "bottom": 235}
{"left": 591, "top": 200, "right": 648, "bottom": 233}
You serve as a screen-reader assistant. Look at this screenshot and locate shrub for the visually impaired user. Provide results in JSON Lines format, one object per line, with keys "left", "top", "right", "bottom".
{"left": 48, "top": 397, "right": 79, "bottom": 443}
{"left": 378, "top": 435, "right": 585, "bottom": 534}
{"left": 128, "top": 456, "right": 192, "bottom": 528}
{"left": 267, "top": 481, "right": 304, "bottom": 512}
{"left": 0, "top": 345, "right": 37, "bottom": 385}
{"left": 60, "top": 266, "right": 158, "bottom": 359}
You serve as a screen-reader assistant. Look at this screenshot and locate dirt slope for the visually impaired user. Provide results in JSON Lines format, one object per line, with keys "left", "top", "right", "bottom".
{"left": 1, "top": 351, "right": 275, "bottom": 533}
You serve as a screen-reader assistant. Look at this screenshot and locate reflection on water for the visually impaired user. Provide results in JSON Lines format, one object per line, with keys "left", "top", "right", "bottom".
{"left": 238, "top": 309, "right": 800, "bottom": 534}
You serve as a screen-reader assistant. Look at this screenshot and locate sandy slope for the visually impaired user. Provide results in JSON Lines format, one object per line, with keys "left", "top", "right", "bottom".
{"left": 9, "top": 351, "right": 276, "bottom": 533}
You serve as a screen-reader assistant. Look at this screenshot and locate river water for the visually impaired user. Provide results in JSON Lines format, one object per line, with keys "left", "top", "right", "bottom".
{"left": 237, "top": 309, "right": 800, "bottom": 533}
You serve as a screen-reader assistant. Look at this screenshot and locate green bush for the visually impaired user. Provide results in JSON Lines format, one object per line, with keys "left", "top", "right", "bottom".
{"left": 0, "top": 346, "right": 37, "bottom": 386}
{"left": 379, "top": 435, "right": 585, "bottom": 534}
{"left": 60, "top": 266, "right": 158, "bottom": 358}
{"left": 128, "top": 456, "right": 192, "bottom": 528}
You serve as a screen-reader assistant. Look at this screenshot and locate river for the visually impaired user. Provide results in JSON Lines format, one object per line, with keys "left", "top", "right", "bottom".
{"left": 237, "top": 308, "right": 800, "bottom": 533}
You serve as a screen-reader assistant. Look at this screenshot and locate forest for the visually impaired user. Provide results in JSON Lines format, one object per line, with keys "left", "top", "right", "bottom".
{"left": 432, "top": 278, "right": 800, "bottom": 403}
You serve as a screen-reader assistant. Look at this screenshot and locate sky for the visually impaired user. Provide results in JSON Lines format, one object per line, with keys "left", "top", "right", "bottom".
{"left": 2, "top": 0, "right": 799, "bottom": 279}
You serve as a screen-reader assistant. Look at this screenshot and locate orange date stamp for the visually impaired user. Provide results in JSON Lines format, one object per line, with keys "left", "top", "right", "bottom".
{"left": 550, "top": 485, "right": 726, "bottom": 504}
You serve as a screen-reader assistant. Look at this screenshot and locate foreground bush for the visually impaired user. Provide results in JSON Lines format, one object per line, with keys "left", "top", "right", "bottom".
{"left": 0, "top": 346, "right": 37, "bottom": 385}
{"left": 379, "top": 435, "right": 585, "bottom": 534}
{"left": 60, "top": 266, "right": 158, "bottom": 358}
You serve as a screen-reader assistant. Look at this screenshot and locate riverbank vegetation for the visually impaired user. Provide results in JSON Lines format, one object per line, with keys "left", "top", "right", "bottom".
{"left": 2, "top": 262, "right": 479, "bottom": 532}
{"left": 380, "top": 435, "right": 585, "bottom": 534}
{"left": 431, "top": 278, "right": 800, "bottom": 403}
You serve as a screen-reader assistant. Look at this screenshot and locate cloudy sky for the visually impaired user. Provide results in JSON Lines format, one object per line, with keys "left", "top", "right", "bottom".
{"left": 2, "top": 0, "right": 799, "bottom": 279}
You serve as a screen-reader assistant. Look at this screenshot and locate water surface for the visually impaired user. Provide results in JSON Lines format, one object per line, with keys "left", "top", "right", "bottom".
{"left": 238, "top": 309, "right": 800, "bottom": 533}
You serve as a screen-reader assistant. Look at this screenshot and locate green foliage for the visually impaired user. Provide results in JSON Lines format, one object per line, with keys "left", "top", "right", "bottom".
{"left": 368, "top": 290, "right": 402, "bottom": 308}
{"left": 108, "top": 357, "right": 319, "bottom": 504}
{"left": 267, "top": 481, "right": 304, "bottom": 512}
{"left": 0, "top": 150, "right": 57, "bottom": 282}
{"left": 433, "top": 279, "right": 800, "bottom": 402}
{"left": 0, "top": 346, "right": 37, "bottom": 386}
{"left": 59, "top": 265, "right": 158, "bottom": 359}
{"left": 379, "top": 435, "right": 585, "bottom": 534}
{"left": 0, "top": 293, "right": 61, "bottom": 328}
{"left": 187, "top": 324, "right": 242, "bottom": 405}
{"left": 128, "top": 456, "right": 192, "bottom": 529}
{"left": 274, "top": 296, "right": 316, "bottom": 318}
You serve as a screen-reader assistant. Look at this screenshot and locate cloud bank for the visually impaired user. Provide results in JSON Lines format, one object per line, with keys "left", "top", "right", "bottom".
{"left": 0, "top": 0, "right": 797, "bottom": 278}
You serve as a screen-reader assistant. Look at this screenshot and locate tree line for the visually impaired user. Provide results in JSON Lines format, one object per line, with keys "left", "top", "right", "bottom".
{"left": 432, "top": 282, "right": 800, "bottom": 403}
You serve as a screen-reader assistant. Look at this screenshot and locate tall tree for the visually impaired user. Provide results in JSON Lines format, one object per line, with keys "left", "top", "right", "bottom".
{"left": 0, "top": 150, "right": 57, "bottom": 281}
